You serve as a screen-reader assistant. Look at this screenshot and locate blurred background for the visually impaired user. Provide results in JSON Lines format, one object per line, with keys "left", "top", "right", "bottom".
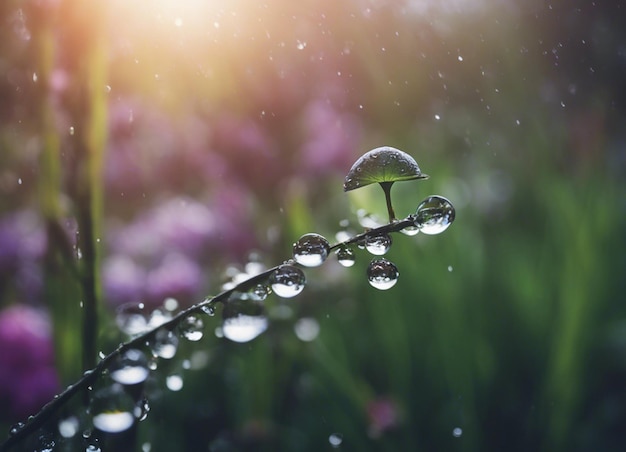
{"left": 1, "top": 0, "right": 625, "bottom": 450}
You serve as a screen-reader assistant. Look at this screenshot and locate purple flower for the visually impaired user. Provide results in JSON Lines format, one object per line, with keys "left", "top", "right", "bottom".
{"left": 366, "top": 397, "right": 400, "bottom": 438}
{"left": 0, "top": 305, "right": 59, "bottom": 420}
{"left": 102, "top": 254, "right": 147, "bottom": 306}
{"left": 145, "top": 252, "right": 203, "bottom": 306}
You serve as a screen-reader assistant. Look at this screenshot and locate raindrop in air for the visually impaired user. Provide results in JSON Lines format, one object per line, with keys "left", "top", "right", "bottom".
{"left": 91, "top": 384, "right": 135, "bottom": 433}
{"left": 222, "top": 299, "right": 268, "bottom": 343}
{"left": 293, "top": 233, "right": 330, "bottom": 267}
{"left": 178, "top": 315, "right": 204, "bottom": 341}
{"left": 110, "top": 349, "right": 149, "bottom": 385}
{"left": 150, "top": 329, "right": 178, "bottom": 359}
{"left": 414, "top": 196, "right": 455, "bottom": 235}
{"left": 367, "top": 259, "right": 399, "bottom": 290}
{"left": 270, "top": 265, "right": 306, "bottom": 298}
{"left": 365, "top": 233, "right": 392, "bottom": 255}
{"left": 329, "top": 432, "right": 343, "bottom": 448}
{"left": 335, "top": 247, "right": 355, "bottom": 267}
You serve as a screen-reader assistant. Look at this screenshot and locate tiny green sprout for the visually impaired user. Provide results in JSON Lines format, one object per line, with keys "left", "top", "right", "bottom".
{"left": 343, "top": 146, "right": 429, "bottom": 222}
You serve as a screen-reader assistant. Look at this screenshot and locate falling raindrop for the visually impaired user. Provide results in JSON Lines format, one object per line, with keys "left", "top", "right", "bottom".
{"left": 293, "top": 233, "right": 330, "bottom": 267}
{"left": 270, "top": 265, "right": 306, "bottom": 298}
{"left": 110, "top": 349, "right": 150, "bottom": 385}
{"left": 414, "top": 196, "right": 455, "bottom": 235}
{"left": 222, "top": 299, "right": 268, "bottom": 343}
{"left": 150, "top": 329, "right": 178, "bottom": 359}
{"left": 365, "top": 233, "right": 392, "bottom": 255}
{"left": 166, "top": 374, "right": 184, "bottom": 392}
{"left": 367, "top": 259, "right": 399, "bottom": 290}
{"left": 91, "top": 384, "right": 135, "bottom": 433}
{"left": 335, "top": 247, "right": 355, "bottom": 267}
{"left": 178, "top": 315, "right": 204, "bottom": 341}
{"left": 329, "top": 432, "right": 343, "bottom": 448}
{"left": 115, "top": 303, "right": 149, "bottom": 336}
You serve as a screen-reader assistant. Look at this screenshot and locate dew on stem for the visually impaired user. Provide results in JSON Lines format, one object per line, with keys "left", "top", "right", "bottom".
{"left": 109, "top": 349, "right": 150, "bottom": 385}
{"left": 365, "top": 233, "right": 392, "bottom": 255}
{"left": 335, "top": 247, "right": 356, "bottom": 267}
{"left": 269, "top": 264, "right": 306, "bottom": 298}
{"left": 414, "top": 195, "right": 455, "bottom": 235}
{"left": 221, "top": 298, "right": 268, "bottom": 343}
{"left": 293, "top": 233, "right": 330, "bottom": 267}
{"left": 90, "top": 384, "right": 135, "bottom": 433}
{"left": 367, "top": 259, "right": 399, "bottom": 290}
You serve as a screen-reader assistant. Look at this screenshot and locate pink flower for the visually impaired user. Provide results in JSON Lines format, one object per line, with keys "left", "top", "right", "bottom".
{"left": 366, "top": 397, "right": 399, "bottom": 438}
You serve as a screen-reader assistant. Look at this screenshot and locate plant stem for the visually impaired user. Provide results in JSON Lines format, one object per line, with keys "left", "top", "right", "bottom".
{"left": 379, "top": 181, "right": 396, "bottom": 222}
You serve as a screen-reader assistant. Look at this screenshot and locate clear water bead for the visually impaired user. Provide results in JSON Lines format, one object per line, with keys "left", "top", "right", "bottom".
{"left": 414, "top": 195, "right": 455, "bottom": 235}
{"left": 222, "top": 299, "right": 268, "bottom": 343}
{"left": 293, "top": 233, "right": 330, "bottom": 267}
{"left": 110, "top": 349, "right": 149, "bottom": 385}
{"left": 365, "top": 233, "right": 392, "bottom": 255}
{"left": 90, "top": 384, "right": 135, "bottom": 433}
{"left": 400, "top": 224, "right": 420, "bottom": 236}
{"left": 115, "top": 303, "right": 149, "bottom": 336}
{"left": 270, "top": 265, "right": 306, "bottom": 298}
{"left": 178, "top": 315, "right": 204, "bottom": 341}
{"left": 367, "top": 259, "right": 399, "bottom": 290}
{"left": 335, "top": 247, "right": 356, "bottom": 267}
{"left": 150, "top": 329, "right": 178, "bottom": 359}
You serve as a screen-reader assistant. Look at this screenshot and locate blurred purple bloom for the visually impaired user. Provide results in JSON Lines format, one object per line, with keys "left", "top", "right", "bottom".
{"left": 366, "top": 397, "right": 399, "bottom": 438}
{"left": 102, "top": 255, "right": 147, "bottom": 306}
{"left": 0, "top": 305, "right": 59, "bottom": 420}
{"left": 145, "top": 253, "right": 203, "bottom": 306}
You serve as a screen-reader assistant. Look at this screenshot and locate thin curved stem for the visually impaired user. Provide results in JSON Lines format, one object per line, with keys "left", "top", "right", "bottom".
{"left": 0, "top": 214, "right": 417, "bottom": 451}
{"left": 379, "top": 181, "right": 396, "bottom": 223}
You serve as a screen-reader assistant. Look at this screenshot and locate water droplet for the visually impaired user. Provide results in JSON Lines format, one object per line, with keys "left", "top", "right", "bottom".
{"left": 365, "top": 233, "right": 392, "bottom": 256}
{"left": 86, "top": 444, "right": 101, "bottom": 452}
{"left": 414, "top": 196, "right": 455, "bottom": 235}
{"left": 453, "top": 427, "right": 463, "bottom": 437}
{"left": 134, "top": 398, "right": 150, "bottom": 421}
{"left": 166, "top": 374, "right": 184, "bottom": 391}
{"left": 115, "top": 303, "right": 149, "bottom": 336}
{"left": 91, "top": 384, "right": 135, "bottom": 433}
{"left": 270, "top": 265, "right": 306, "bottom": 298}
{"left": 367, "top": 259, "right": 399, "bottom": 290}
{"left": 178, "top": 315, "right": 204, "bottom": 341}
{"left": 400, "top": 224, "right": 419, "bottom": 236}
{"left": 9, "top": 422, "right": 25, "bottom": 436}
{"left": 163, "top": 297, "right": 179, "bottom": 312}
{"left": 110, "top": 349, "right": 150, "bottom": 385}
{"left": 148, "top": 308, "right": 172, "bottom": 329}
{"left": 448, "top": 265, "right": 453, "bottom": 272}
{"left": 250, "top": 283, "right": 271, "bottom": 301}
{"left": 293, "top": 233, "right": 330, "bottom": 267}
{"left": 329, "top": 432, "right": 343, "bottom": 448}
{"left": 69, "top": 126, "right": 75, "bottom": 135}
{"left": 59, "top": 416, "right": 80, "bottom": 438}
{"left": 335, "top": 247, "right": 356, "bottom": 267}
{"left": 150, "top": 329, "right": 178, "bottom": 359}
{"left": 222, "top": 299, "right": 268, "bottom": 343}
{"left": 200, "top": 302, "right": 216, "bottom": 316}
{"left": 294, "top": 318, "right": 320, "bottom": 342}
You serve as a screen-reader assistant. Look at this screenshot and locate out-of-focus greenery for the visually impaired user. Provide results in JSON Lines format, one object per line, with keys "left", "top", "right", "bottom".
{"left": 1, "top": 0, "right": 625, "bottom": 451}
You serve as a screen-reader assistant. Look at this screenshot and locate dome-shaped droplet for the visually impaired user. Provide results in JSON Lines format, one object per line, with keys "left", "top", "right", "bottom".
{"left": 292, "top": 233, "right": 330, "bottom": 267}
{"left": 270, "top": 264, "right": 306, "bottom": 298}
{"left": 400, "top": 224, "right": 420, "bottom": 236}
{"left": 222, "top": 299, "right": 268, "bottom": 343}
{"left": 250, "top": 283, "right": 271, "bottom": 301}
{"left": 343, "top": 146, "right": 428, "bottom": 191}
{"left": 91, "top": 384, "right": 135, "bottom": 433}
{"left": 414, "top": 195, "right": 455, "bottom": 235}
{"left": 367, "top": 259, "right": 399, "bottom": 290}
{"left": 335, "top": 247, "right": 356, "bottom": 267}
{"left": 110, "top": 349, "right": 149, "bottom": 385}
{"left": 200, "top": 302, "right": 216, "bottom": 316}
{"left": 150, "top": 329, "right": 178, "bottom": 359}
{"left": 178, "top": 315, "right": 204, "bottom": 341}
{"left": 365, "top": 233, "right": 392, "bottom": 255}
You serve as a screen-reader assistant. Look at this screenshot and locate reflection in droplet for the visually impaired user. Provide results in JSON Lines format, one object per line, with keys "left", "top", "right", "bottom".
{"left": 365, "top": 233, "right": 392, "bottom": 255}
{"left": 178, "top": 315, "right": 204, "bottom": 341}
{"left": 335, "top": 247, "right": 356, "bottom": 267}
{"left": 293, "top": 233, "right": 330, "bottom": 267}
{"left": 166, "top": 374, "right": 184, "bottom": 392}
{"left": 270, "top": 265, "right": 306, "bottom": 298}
{"left": 110, "top": 349, "right": 149, "bottom": 385}
{"left": 329, "top": 432, "right": 343, "bottom": 448}
{"left": 134, "top": 398, "right": 150, "bottom": 421}
{"left": 414, "top": 196, "right": 455, "bottom": 235}
{"left": 367, "top": 259, "right": 399, "bottom": 290}
{"left": 294, "top": 318, "right": 320, "bottom": 342}
{"left": 222, "top": 299, "right": 268, "bottom": 343}
{"left": 200, "top": 302, "right": 216, "bottom": 316}
{"left": 115, "top": 303, "right": 149, "bottom": 336}
{"left": 151, "top": 329, "right": 178, "bottom": 359}
{"left": 91, "top": 384, "right": 135, "bottom": 433}
{"left": 400, "top": 224, "right": 419, "bottom": 236}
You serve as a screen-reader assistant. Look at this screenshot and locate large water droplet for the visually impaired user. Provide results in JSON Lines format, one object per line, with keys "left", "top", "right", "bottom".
{"left": 110, "top": 349, "right": 150, "bottom": 385}
{"left": 365, "top": 233, "right": 392, "bottom": 255}
{"left": 293, "top": 233, "right": 330, "bottom": 267}
{"left": 178, "top": 315, "right": 204, "bottom": 341}
{"left": 270, "top": 265, "right": 306, "bottom": 298}
{"left": 335, "top": 247, "right": 356, "bottom": 267}
{"left": 150, "top": 329, "right": 178, "bottom": 359}
{"left": 222, "top": 299, "right": 268, "bottom": 343}
{"left": 414, "top": 195, "right": 455, "bottom": 235}
{"left": 367, "top": 259, "right": 399, "bottom": 290}
{"left": 91, "top": 384, "right": 135, "bottom": 433}
{"left": 115, "top": 303, "right": 149, "bottom": 336}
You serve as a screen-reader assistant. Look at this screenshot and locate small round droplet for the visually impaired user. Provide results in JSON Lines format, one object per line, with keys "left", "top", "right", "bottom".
{"left": 200, "top": 303, "right": 216, "bottom": 316}
{"left": 452, "top": 427, "right": 463, "bottom": 437}
{"left": 150, "top": 329, "right": 178, "bottom": 359}
{"left": 329, "top": 432, "right": 343, "bottom": 448}
{"left": 178, "top": 315, "right": 204, "bottom": 341}
{"left": 9, "top": 422, "right": 25, "bottom": 436}
{"left": 414, "top": 196, "right": 455, "bottom": 235}
{"left": 115, "top": 303, "right": 149, "bottom": 336}
{"left": 367, "top": 259, "right": 399, "bottom": 290}
{"left": 110, "top": 349, "right": 149, "bottom": 385}
{"left": 222, "top": 299, "right": 268, "bottom": 343}
{"left": 400, "top": 224, "right": 419, "bottom": 236}
{"left": 250, "top": 283, "right": 271, "bottom": 301}
{"left": 91, "top": 384, "right": 135, "bottom": 433}
{"left": 335, "top": 247, "right": 355, "bottom": 267}
{"left": 270, "top": 265, "right": 306, "bottom": 298}
{"left": 58, "top": 416, "right": 80, "bottom": 438}
{"left": 365, "top": 233, "right": 392, "bottom": 256}
{"left": 293, "top": 233, "right": 330, "bottom": 267}
{"left": 166, "top": 374, "right": 184, "bottom": 392}
{"left": 134, "top": 398, "right": 150, "bottom": 421}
